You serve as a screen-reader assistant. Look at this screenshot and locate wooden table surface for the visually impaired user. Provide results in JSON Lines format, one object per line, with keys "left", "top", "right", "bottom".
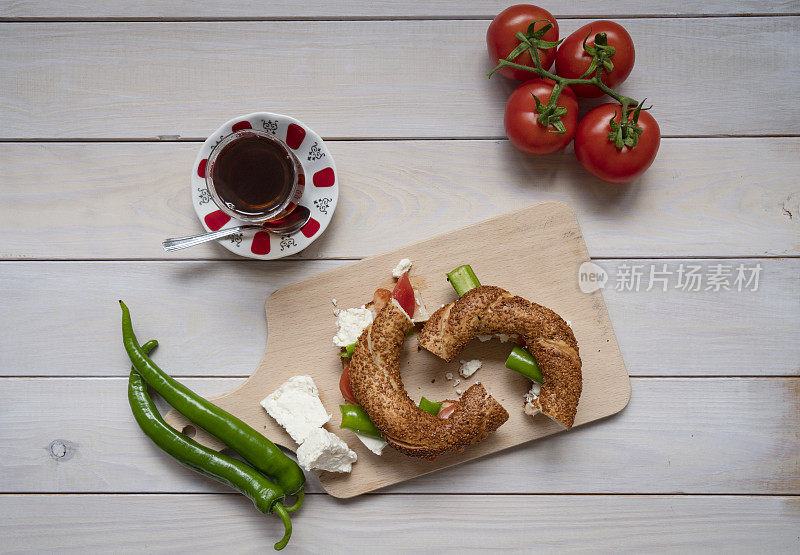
{"left": 1, "top": 1, "right": 798, "bottom": 552}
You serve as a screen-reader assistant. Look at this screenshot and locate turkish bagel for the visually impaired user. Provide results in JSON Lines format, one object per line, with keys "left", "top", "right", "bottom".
{"left": 347, "top": 286, "right": 582, "bottom": 459}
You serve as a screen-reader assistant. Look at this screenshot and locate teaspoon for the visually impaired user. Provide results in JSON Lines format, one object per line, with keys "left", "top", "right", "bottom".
{"left": 162, "top": 205, "right": 311, "bottom": 252}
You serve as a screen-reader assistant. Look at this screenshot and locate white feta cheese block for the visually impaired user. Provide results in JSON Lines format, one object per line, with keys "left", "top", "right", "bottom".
{"left": 459, "top": 359, "right": 482, "bottom": 378}
{"left": 260, "top": 375, "right": 331, "bottom": 445}
{"left": 296, "top": 428, "right": 358, "bottom": 473}
{"left": 354, "top": 432, "right": 387, "bottom": 455}
{"left": 333, "top": 306, "right": 373, "bottom": 347}
{"left": 392, "top": 258, "right": 413, "bottom": 278}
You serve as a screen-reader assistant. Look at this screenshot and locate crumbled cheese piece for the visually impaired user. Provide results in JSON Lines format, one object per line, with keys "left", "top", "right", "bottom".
{"left": 260, "top": 376, "right": 331, "bottom": 444}
{"left": 333, "top": 306, "right": 373, "bottom": 347}
{"left": 392, "top": 258, "right": 413, "bottom": 278}
{"left": 453, "top": 378, "right": 461, "bottom": 387}
{"left": 455, "top": 389, "right": 462, "bottom": 395}
{"left": 524, "top": 382, "right": 542, "bottom": 404}
{"left": 354, "top": 432, "right": 387, "bottom": 455}
{"left": 296, "top": 428, "right": 357, "bottom": 473}
{"left": 459, "top": 359, "right": 482, "bottom": 379}
{"left": 477, "top": 334, "right": 511, "bottom": 343}
{"left": 331, "top": 298, "right": 337, "bottom": 307}
{"left": 566, "top": 320, "right": 572, "bottom": 327}
{"left": 445, "top": 372, "right": 453, "bottom": 380}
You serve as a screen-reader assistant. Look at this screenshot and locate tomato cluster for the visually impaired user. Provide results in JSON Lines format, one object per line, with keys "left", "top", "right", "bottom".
{"left": 487, "top": 5, "right": 660, "bottom": 184}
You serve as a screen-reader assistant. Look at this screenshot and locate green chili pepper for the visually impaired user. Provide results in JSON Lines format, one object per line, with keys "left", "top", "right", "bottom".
{"left": 339, "top": 404, "right": 383, "bottom": 439}
{"left": 339, "top": 342, "right": 356, "bottom": 358}
{"left": 418, "top": 397, "right": 442, "bottom": 416}
{"left": 446, "top": 265, "right": 482, "bottom": 297}
{"left": 120, "top": 301, "right": 305, "bottom": 503}
{"left": 505, "top": 346, "right": 543, "bottom": 383}
{"left": 128, "top": 341, "right": 292, "bottom": 550}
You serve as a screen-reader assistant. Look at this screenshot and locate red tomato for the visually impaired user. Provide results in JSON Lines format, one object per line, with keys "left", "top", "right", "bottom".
{"left": 574, "top": 103, "right": 661, "bottom": 184}
{"left": 487, "top": 4, "right": 559, "bottom": 81}
{"left": 339, "top": 364, "right": 358, "bottom": 405}
{"left": 438, "top": 402, "right": 457, "bottom": 419}
{"left": 392, "top": 272, "right": 416, "bottom": 317}
{"left": 505, "top": 79, "right": 578, "bottom": 155}
{"left": 555, "top": 20, "right": 635, "bottom": 98}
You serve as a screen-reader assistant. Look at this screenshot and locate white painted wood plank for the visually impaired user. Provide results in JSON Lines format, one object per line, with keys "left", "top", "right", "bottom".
{"left": 0, "top": 18, "right": 797, "bottom": 138}
{"left": 2, "top": 0, "right": 798, "bottom": 19}
{"left": 1, "top": 139, "right": 797, "bottom": 260}
{"left": 0, "top": 259, "right": 796, "bottom": 378}
{"left": 0, "top": 260, "right": 343, "bottom": 377}
{"left": 2, "top": 494, "right": 798, "bottom": 552}
{"left": 1, "top": 378, "right": 797, "bottom": 494}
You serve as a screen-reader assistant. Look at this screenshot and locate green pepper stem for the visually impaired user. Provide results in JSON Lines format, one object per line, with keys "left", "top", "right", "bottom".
{"left": 505, "top": 346, "right": 543, "bottom": 383}
{"left": 446, "top": 265, "right": 481, "bottom": 297}
{"left": 272, "top": 503, "right": 292, "bottom": 551}
{"left": 283, "top": 488, "right": 304, "bottom": 513}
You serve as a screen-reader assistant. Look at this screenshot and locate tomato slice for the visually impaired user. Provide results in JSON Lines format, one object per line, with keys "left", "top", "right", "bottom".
{"left": 392, "top": 272, "right": 416, "bottom": 317}
{"left": 438, "top": 402, "right": 457, "bottom": 419}
{"left": 339, "top": 364, "right": 359, "bottom": 405}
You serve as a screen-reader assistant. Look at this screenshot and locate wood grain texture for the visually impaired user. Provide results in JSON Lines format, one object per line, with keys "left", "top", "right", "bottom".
{"left": 1, "top": 258, "right": 796, "bottom": 378}
{"left": 1, "top": 139, "right": 797, "bottom": 260}
{"left": 159, "top": 202, "right": 628, "bottom": 497}
{"left": 2, "top": 494, "right": 798, "bottom": 552}
{"left": 2, "top": 377, "right": 797, "bottom": 494}
{"left": 1, "top": 18, "right": 797, "bottom": 138}
{"left": 3, "top": 0, "right": 798, "bottom": 19}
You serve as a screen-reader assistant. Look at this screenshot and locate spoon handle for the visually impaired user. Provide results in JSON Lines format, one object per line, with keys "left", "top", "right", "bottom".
{"left": 162, "top": 225, "right": 262, "bottom": 252}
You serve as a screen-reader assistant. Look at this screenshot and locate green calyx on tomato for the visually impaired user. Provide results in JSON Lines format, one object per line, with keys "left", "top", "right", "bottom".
{"left": 531, "top": 83, "right": 570, "bottom": 135}
{"left": 579, "top": 32, "right": 616, "bottom": 77}
{"left": 607, "top": 100, "right": 650, "bottom": 149}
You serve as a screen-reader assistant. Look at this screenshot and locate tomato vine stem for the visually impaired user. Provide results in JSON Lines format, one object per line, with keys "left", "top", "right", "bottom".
{"left": 487, "top": 29, "right": 644, "bottom": 139}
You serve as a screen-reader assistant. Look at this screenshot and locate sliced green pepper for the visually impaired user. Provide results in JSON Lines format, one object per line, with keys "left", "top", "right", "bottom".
{"left": 505, "top": 346, "right": 543, "bottom": 383}
{"left": 339, "top": 404, "right": 383, "bottom": 439}
{"left": 339, "top": 342, "right": 356, "bottom": 358}
{"left": 446, "top": 265, "right": 482, "bottom": 297}
{"left": 418, "top": 397, "right": 443, "bottom": 416}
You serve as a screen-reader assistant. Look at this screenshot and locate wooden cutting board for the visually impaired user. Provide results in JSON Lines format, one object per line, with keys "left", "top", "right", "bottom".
{"left": 165, "top": 201, "right": 630, "bottom": 498}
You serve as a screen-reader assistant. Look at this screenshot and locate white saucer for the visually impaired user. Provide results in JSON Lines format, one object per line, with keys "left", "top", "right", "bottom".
{"left": 191, "top": 112, "right": 338, "bottom": 259}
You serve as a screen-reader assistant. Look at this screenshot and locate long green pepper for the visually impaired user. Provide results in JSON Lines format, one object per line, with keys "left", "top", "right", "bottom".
{"left": 128, "top": 341, "right": 292, "bottom": 550}
{"left": 120, "top": 301, "right": 305, "bottom": 504}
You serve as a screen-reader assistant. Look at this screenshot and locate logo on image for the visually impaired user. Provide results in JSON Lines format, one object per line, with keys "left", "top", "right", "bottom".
{"left": 578, "top": 261, "right": 608, "bottom": 294}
